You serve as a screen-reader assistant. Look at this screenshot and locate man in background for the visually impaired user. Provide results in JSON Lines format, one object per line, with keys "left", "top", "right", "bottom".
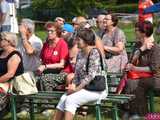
{"left": 96, "top": 14, "right": 106, "bottom": 39}
{"left": 0, "top": 0, "right": 11, "bottom": 32}
{"left": 6, "top": 0, "right": 19, "bottom": 33}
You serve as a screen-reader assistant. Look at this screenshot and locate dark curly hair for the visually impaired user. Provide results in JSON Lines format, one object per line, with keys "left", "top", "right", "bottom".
{"left": 138, "top": 21, "right": 153, "bottom": 37}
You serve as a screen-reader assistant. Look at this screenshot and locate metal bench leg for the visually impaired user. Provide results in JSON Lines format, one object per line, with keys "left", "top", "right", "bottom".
{"left": 10, "top": 95, "right": 17, "bottom": 120}
{"left": 112, "top": 103, "right": 119, "bottom": 120}
{"left": 148, "top": 90, "right": 155, "bottom": 112}
{"left": 29, "top": 99, "right": 35, "bottom": 120}
{"left": 95, "top": 103, "right": 101, "bottom": 120}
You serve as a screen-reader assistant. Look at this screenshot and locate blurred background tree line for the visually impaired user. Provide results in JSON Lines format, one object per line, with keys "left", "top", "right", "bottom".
{"left": 20, "top": 0, "right": 159, "bottom": 21}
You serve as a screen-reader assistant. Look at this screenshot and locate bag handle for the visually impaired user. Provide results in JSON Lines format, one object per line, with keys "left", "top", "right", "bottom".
{"left": 86, "top": 48, "right": 104, "bottom": 74}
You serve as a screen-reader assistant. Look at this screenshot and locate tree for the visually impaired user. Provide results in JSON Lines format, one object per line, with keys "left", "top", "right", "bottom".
{"left": 32, "top": 0, "right": 97, "bottom": 17}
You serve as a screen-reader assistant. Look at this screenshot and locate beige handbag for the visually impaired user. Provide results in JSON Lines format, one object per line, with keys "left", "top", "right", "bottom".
{"left": 12, "top": 71, "right": 38, "bottom": 95}
{"left": 0, "top": 82, "right": 10, "bottom": 93}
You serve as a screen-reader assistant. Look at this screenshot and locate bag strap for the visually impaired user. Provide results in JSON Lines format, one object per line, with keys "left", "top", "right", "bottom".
{"left": 86, "top": 48, "right": 104, "bottom": 74}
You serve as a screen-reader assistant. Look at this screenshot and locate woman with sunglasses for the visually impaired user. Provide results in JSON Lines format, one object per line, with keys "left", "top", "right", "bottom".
{"left": 0, "top": 32, "right": 24, "bottom": 117}
{"left": 37, "top": 22, "right": 73, "bottom": 115}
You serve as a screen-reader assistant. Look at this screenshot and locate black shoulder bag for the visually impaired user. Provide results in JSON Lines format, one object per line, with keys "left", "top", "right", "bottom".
{"left": 85, "top": 48, "right": 106, "bottom": 91}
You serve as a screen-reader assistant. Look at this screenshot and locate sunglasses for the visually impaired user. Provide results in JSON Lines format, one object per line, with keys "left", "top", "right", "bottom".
{"left": 47, "top": 30, "right": 56, "bottom": 34}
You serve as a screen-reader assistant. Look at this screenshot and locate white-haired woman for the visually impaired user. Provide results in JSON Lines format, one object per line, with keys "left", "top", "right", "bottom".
{"left": 0, "top": 32, "right": 24, "bottom": 117}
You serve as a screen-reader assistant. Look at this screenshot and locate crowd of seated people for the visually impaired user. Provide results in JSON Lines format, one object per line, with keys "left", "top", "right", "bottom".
{"left": 0, "top": 11, "right": 160, "bottom": 120}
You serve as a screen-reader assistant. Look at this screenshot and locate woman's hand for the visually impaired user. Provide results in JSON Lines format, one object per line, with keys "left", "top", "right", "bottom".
{"left": 66, "top": 73, "right": 74, "bottom": 85}
{"left": 37, "top": 65, "right": 46, "bottom": 73}
{"left": 19, "top": 25, "right": 28, "bottom": 41}
{"left": 125, "top": 63, "right": 135, "bottom": 71}
{"left": 66, "top": 83, "right": 76, "bottom": 95}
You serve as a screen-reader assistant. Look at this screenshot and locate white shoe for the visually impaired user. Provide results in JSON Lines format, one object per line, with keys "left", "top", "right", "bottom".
{"left": 42, "top": 109, "right": 54, "bottom": 117}
{"left": 17, "top": 110, "right": 29, "bottom": 118}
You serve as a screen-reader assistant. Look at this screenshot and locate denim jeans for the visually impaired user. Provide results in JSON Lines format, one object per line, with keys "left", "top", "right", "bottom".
{"left": 0, "top": 25, "right": 11, "bottom": 32}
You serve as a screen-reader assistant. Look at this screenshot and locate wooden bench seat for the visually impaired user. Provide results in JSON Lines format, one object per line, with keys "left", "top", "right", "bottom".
{"left": 8, "top": 72, "right": 135, "bottom": 120}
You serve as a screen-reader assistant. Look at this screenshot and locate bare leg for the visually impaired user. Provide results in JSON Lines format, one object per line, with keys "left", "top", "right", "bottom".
{"left": 52, "top": 109, "right": 64, "bottom": 120}
{"left": 65, "top": 111, "right": 74, "bottom": 120}
{"left": 65, "top": 73, "right": 74, "bottom": 87}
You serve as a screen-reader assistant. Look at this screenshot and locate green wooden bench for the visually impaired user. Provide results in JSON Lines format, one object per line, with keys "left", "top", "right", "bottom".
{"left": 8, "top": 72, "right": 135, "bottom": 120}
{"left": 147, "top": 89, "right": 160, "bottom": 113}
{"left": 125, "top": 41, "right": 135, "bottom": 56}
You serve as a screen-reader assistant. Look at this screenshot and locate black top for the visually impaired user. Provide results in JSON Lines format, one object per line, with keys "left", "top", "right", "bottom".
{"left": 0, "top": 50, "right": 24, "bottom": 79}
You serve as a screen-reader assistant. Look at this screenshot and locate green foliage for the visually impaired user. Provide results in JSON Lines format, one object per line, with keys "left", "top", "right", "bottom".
{"left": 117, "top": 0, "right": 139, "bottom": 4}
{"left": 32, "top": 0, "right": 63, "bottom": 9}
{"left": 32, "top": 0, "right": 97, "bottom": 17}
{"left": 31, "top": 0, "right": 139, "bottom": 21}
{"left": 102, "top": 4, "right": 138, "bottom": 13}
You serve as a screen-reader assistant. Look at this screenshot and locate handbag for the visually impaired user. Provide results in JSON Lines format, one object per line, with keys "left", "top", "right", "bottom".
{"left": 12, "top": 71, "right": 38, "bottom": 95}
{"left": 85, "top": 48, "right": 107, "bottom": 91}
{"left": 0, "top": 82, "right": 10, "bottom": 93}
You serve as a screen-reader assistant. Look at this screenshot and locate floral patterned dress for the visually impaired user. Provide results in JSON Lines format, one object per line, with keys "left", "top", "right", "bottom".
{"left": 102, "top": 27, "right": 128, "bottom": 73}
{"left": 73, "top": 48, "right": 107, "bottom": 88}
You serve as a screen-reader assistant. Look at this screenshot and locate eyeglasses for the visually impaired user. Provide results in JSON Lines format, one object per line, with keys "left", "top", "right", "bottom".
{"left": 47, "top": 30, "right": 56, "bottom": 34}
{"left": 96, "top": 20, "right": 103, "bottom": 24}
{"left": 62, "top": 30, "right": 67, "bottom": 33}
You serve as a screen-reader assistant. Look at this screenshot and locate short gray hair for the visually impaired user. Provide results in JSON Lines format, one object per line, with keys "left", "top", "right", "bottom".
{"left": 0, "top": 32, "right": 18, "bottom": 47}
{"left": 21, "top": 18, "right": 35, "bottom": 34}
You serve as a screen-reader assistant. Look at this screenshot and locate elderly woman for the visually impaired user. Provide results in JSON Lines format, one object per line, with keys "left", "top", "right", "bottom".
{"left": 102, "top": 12, "right": 128, "bottom": 73}
{"left": 124, "top": 21, "right": 160, "bottom": 119}
{"left": 0, "top": 32, "right": 24, "bottom": 117}
{"left": 37, "top": 22, "right": 73, "bottom": 114}
{"left": 52, "top": 29, "right": 107, "bottom": 120}
{"left": 38, "top": 22, "right": 72, "bottom": 88}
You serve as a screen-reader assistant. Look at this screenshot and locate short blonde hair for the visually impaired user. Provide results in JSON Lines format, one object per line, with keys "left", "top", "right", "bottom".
{"left": 0, "top": 32, "right": 18, "bottom": 47}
